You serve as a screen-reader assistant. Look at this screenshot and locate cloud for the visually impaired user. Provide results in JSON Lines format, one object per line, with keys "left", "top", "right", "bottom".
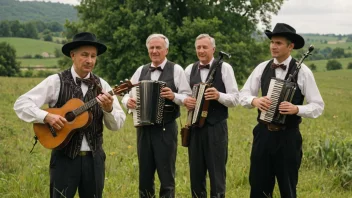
{"left": 19, "top": 0, "right": 80, "bottom": 5}
{"left": 271, "top": 0, "right": 352, "bottom": 34}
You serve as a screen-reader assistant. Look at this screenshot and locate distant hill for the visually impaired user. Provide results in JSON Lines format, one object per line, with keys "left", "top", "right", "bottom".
{"left": 0, "top": 0, "right": 77, "bottom": 24}
{"left": 0, "top": 37, "right": 62, "bottom": 57}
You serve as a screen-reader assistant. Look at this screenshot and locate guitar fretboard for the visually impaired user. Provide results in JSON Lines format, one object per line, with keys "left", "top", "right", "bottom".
{"left": 72, "top": 90, "right": 114, "bottom": 116}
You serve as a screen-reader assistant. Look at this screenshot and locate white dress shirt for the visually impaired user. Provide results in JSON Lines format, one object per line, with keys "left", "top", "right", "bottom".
{"left": 121, "top": 58, "right": 192, "bottom": 108}
{"left": 14, "top": 66, "right": 126, "bottom": 151}
{"left": 184, "top": 58, "right": 240, "bottom": 107}
{"left": 239, "top": 56, "right": 324, "bottom": 118}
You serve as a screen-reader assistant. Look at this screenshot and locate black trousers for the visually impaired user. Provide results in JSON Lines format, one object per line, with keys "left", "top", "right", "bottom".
{"left": 188, "top": 120, "right": 228, "bottom": 198}
{"left": 249, "top": 123, "right": 302, "bottom": 198}
{"left": 137, "top": 121, "right": 178, "bottom": 198}
{"left": 49, "top": 149, "right": 106, "bottom": 198}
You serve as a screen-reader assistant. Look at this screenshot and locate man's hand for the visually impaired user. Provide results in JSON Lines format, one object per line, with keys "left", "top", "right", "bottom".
{"left": 161, "top": 87, "right": 175, "bottom": 100}
{"left": 97, "top": 90, "right": 114, "bottom": 112}
{"left": 44, "top": 113, "right": 67, "bottom": 130}
{"left": 204, "top": 87, "right": 219, "bottom": 100}
{"left": 279, "top": 101, "right": 299, "bottom": 115}
{"left": 252, "top": 96, "right": 271, "bottom": 112}
{"left": 183, "top": 97, "right": 196, "bottom": 111}
{"left": 127, "top": 98, "right": 137, "bottom": 109}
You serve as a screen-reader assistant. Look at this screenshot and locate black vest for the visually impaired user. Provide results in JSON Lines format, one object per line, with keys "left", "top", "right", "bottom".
{"left": 258, "top": 58, "right": 305, "bottom": 127}
{"left": 54, "top": 69, "right": 104, "bottom": 159}
{"left": 138, "top": 61, "right": 180, "bottom": 123}
{"left": 189, "top": 61, "right": 228, "bottom": 125}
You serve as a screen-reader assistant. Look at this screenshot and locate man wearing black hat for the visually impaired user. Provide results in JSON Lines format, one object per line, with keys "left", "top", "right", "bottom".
{"left": 14, "top": 32, "right": 126, "bottom": 198}
{"left": 239, "top": 23, "right": 324, "bottom": 198}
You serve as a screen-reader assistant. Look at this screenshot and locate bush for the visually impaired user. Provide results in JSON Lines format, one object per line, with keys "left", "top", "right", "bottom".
{"left": 34, "top": 54, "right": 43, "bottom": 59}
{"left": 348, "top": 62, "right": 352, "bottom": 69}
{"left": 0, "top": 42, "right": 20, "bottom": 76}
{"left": 309, "top": 63, "right": 317, "bottom": 72}
{"left": 22, "top": 54, "right": 32, "bottom": 58}
{"left": 326, "top": 59, "right": 342, "bottom": 71}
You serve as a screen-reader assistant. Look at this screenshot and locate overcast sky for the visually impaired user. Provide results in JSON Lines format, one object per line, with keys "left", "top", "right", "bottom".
{"left": 19, "top": 0, "right": 352, "bottom": 35}
{"left": 270, "top": 0, "right": 352, "bottom": 34}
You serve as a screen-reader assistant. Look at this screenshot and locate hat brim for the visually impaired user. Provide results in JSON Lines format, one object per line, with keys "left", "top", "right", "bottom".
{"left": 62, "top": 40, "right": 107, "bottom": 57}
{"left": 265, "top": 30, "right": 305, "bottom": 49}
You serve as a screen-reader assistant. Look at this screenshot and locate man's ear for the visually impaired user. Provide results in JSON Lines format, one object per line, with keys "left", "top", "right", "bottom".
{"left": 70, "top": 51, "right": 75, "bottom": 60}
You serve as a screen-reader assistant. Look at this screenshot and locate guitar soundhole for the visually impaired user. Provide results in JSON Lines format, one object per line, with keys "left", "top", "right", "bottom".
{"left": 65, "top": 111, "right": 76, "bottom": 122}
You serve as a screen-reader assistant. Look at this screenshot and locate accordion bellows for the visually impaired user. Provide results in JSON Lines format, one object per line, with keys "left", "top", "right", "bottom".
{"left": 131, "top": 80, "right": 166, "bottom": 127}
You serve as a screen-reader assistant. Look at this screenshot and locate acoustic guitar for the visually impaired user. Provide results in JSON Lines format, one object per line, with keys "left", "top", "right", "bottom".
{"left": 33, "top": 80, "right": 135, "bottom": 149}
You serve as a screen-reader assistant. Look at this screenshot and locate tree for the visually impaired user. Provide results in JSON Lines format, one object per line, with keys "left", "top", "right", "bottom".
{"left": 0, "top": 42, "right": 20, "bottom": 76}
{"left": 63, "top": 0, "right": 283, "bottom": 84}
{"left": 23, "top": 22, "right": 39, "bottom": 39}
{"left": 347, "top": 62, "right": 352, "bottom": 69}
{"left": 42, "top": 29, "right": 53, "bottom": 41}
{"left": 309, "top": 63, "right": 317, "bottom": 72}
{"left": 330, "top": 47, "right": 345, "bottom": 59}
{"left": 0, "top": 20, "right": 12, "bottom": 37}
{"left": 48, "top": 21, "right": 63, "bottom": 32}
{"left": 326, "top": 59, "right": 342, "bottom": 71}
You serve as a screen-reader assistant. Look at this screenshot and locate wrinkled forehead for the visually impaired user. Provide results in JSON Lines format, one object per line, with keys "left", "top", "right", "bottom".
{"left": 148, "top": 37, "right": 167, "bottom": 47}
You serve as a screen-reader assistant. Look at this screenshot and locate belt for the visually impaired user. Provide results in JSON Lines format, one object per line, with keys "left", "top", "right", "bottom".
{"left": 267, "top": 123, "right": 285, "bottom": 131}
{"left": 78, "top": 151, "right": 92, "bottom": 156}
{"left": 259, "top": 122, "right": 285, "bottom": 132}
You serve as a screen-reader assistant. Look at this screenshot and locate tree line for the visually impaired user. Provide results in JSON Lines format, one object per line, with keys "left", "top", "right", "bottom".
{"left": 61, "top": 0, "right": 286, "bottom": 84}
{"left": 0, "top": 0, "right": 77, "bottom": 24}
{"left": 0, "top": 20, "right": 64, "bottom": 42}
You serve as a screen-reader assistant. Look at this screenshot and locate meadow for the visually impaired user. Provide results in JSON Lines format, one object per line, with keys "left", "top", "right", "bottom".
{"left": 0, "top": 69, "right": 352, "bottom": 197}
{"left": 0, "top": 37, "right": 62, "bottom": 57}
{"left": 18, "top": 58, "right": 60, "bottom": 68}
{"left": 305, "top": 57, "right": 352, "bottom": 72}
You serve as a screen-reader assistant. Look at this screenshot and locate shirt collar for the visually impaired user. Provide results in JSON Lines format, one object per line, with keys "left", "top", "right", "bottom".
{"left": 151, "top": 58, "right": 168, "bottom": 69}
{"left": 71, "top": 66, "right": 91, "bottom": 84}
{"left": 200, "top": 57, "right": 215, "bottom": 67}
{"left": 273, "top": 56, "right": 292, "bottom": 66}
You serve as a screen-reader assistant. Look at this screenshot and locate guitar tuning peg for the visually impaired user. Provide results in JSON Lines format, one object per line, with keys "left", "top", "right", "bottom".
{"left": 125, "top": 78, "right": 128, "bottom": 82}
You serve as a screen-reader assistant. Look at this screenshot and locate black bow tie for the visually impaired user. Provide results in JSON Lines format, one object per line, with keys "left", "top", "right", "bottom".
{"left": 271, "top": 63, "right": 287, "bottom": 70}
{"left": 199, "top": 64, "right": 210, "bottom": 69}
{"left": 149, "top": 66, "right": 163, "bottom": 72}
{"left": 76, "top": 77, "right": 94, "bottom": 87}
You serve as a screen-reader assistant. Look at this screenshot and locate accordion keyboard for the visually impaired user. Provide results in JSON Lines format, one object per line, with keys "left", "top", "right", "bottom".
{"left": 260, "top": 79, "right": 284, "bottom": 123}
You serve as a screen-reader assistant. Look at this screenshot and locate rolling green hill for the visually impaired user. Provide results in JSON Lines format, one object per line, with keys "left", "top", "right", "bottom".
{"left": 0, "top": 0, "right": 77, "bottom": 24}
{"left": 305, "top": 57, "right": 352, "bottom": 72}
{"left": 0, "top": 37, "right": 62, "bottom": 57}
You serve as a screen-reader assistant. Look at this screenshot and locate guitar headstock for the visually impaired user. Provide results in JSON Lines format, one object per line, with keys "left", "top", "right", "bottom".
{"left": 112, "top": 79, "right": 137, "bottom": 96}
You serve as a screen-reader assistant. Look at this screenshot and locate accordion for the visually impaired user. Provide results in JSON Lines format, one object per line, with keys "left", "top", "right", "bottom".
{"left": 259, "top": 78, "right": 296, "bottom": 125}
{"left": 189, "top": 83, "right": 210, "bottom": 128}
{"left": 131, "top": 80, "right": 166, "bottom": 127}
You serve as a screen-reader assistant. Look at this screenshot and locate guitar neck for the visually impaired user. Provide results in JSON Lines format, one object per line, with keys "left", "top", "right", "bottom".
{"left": 73, "top": 90, "right": 114, "bottom": 116}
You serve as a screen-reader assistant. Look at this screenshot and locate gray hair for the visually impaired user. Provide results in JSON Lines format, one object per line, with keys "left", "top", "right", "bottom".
{"left": 146, "top": 34, "right": 169, "bottom": 49}
{"left": 195, "top": 34, "right": 216, "bottom": 48}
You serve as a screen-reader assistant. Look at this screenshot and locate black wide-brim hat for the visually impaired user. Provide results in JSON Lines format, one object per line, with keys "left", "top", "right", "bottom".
{"left": 62, "top": 32, "right": 107, "bottom": 57}
{"left": 265, "top": 23, "right": 305, "bottom": 49}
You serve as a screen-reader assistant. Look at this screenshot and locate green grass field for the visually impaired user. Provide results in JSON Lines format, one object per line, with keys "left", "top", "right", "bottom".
{"left": 18, "top": 58, "right": 60, "bottom": 67}
{"left": 1, "top": 70, "right": 352, "bottom": 197}
{"left": 305, "top": 57, "right": 352, "bottom": 71}
{"left": 0, "top": 37, "right": 62, "bottom": 57}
